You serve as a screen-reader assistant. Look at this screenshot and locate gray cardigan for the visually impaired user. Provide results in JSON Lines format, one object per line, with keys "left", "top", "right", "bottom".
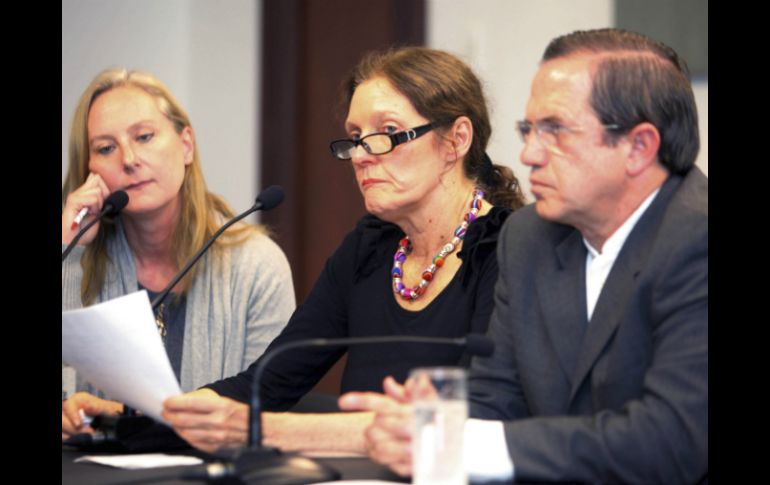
{"left": 62, "top": 219, "right": 296, "bottom": 393}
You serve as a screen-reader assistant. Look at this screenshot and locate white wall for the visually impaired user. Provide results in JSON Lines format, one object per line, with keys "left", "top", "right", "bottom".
{"left": 61, "top": 0, "right": 260, "bottom": 218}
{"left": 692, "top": 83, "right": 708, "bottom": 176}
{"left": 62, "top": 1, "right": 707, "bottom": 213}
{"left": 427, "top": 0, "right": 708, "bottom": 202}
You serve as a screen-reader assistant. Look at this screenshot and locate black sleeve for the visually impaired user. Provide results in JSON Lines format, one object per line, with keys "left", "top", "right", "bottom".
{"left": 467, "top": 216, "right": 532, "bottom": 420}
{"left": 455, "top": 242, "right": 499, "bottom": 369}
{"left": 457, "top": 206, "right": 509, "bottom": 368}
{"left": 204, "top": 226, "right": 360, "bottom": 409}
{"left": 467, "top": 244, "right": 499, "bottom": 336}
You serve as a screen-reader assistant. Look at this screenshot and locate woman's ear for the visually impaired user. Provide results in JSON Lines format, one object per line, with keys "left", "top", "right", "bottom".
{"left": 443, "top": 116, "right": 473, "bottom": 162}
{"left": 181, "top": 126, "right": 195, "bottom": 166}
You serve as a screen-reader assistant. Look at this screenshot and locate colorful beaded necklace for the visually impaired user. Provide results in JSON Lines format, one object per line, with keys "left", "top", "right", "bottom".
{"left": 392, "top": 188, "right": 484, "bottom": 302}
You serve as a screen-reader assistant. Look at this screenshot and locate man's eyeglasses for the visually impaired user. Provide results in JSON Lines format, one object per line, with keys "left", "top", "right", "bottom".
{"left": 329, "top": 121, "right": 449, "bottom": 160}
{"left": 515, "top": 119, "right": 621, "bottom": 153}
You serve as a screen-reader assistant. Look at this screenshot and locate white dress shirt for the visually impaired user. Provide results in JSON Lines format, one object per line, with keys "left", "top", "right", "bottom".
{"left": 464, "top": 189, "right": 660, "bottom": 481}
{"left": 584, "top": 188, "right": 660, "bottom": 320}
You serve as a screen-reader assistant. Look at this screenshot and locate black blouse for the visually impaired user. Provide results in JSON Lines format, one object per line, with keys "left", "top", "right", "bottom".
{"left": 207, "top": 206, "right": 511, "bottom": 410}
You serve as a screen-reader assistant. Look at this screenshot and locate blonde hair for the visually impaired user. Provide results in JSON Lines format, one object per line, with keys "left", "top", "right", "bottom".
{"left": 63, "top": 68, "right": 261, "bottom": 305}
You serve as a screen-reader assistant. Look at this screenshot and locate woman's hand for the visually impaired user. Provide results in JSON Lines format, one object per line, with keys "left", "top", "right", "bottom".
{"left": 62, "top": 173, "right": 111, "bottom": 246}
{"left": 162, "top": 389, "right": 249, "bottom": 454}
{"left": 62, "top": 392, "right": 124, "bottom": 440}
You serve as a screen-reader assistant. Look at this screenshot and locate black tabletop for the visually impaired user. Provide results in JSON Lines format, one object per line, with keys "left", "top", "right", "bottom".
{"left": 62, "top": 446, "right": 408, "bottom": 484}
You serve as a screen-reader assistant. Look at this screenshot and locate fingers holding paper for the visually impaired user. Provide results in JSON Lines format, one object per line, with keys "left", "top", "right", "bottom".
{"left": 162, "top": 388, "right": 249, "bottom": 454}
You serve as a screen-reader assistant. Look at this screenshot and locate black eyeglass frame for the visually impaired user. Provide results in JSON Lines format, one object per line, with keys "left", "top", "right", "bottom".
{"left": 329, "top": 120, "right": 452, "bottom": 160}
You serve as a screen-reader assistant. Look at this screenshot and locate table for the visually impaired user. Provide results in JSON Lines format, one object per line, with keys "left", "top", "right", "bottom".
{"left": 63, "top": 446, "right": 408, "bottom": 484}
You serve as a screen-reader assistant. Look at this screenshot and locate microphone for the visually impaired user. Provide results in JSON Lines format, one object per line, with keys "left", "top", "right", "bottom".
{"left": 62, "top": 190, "right": 129, "bottom": 262}
{"left": 253, "top": 184, "right": 285, "bottom": 211}
{"left": 150, "top": 185, "right": 285, "bottom": 311}
{"left": 101, "top": 190, "right": 130, "bottom": 216}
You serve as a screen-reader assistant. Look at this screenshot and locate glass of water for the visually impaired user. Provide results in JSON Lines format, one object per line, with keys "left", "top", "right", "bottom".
{"left": 410, "top": 367, "right": 468, "bottom": 485}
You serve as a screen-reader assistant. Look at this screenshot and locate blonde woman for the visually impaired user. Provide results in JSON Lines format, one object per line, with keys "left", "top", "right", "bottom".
{"left": 61, "top": 69, "right": 295, "bottom": 440}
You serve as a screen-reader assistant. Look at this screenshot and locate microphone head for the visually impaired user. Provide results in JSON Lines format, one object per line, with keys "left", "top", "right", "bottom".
{"left": 255, "top": 185, "right": 285, "bottom": 211}
{"left": 464, "top": 334, "right": 495, "bottom": 357}
{"left": 103, "top": 190, "right": 129, "bottom": 216}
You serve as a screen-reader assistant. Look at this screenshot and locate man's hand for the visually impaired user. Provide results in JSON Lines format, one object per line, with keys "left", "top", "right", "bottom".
{"left": 338, "top": 376, "right": 425, "bottom": 476}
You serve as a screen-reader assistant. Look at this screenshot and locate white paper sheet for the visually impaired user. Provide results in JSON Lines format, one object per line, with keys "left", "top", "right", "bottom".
{"left": 74, "top": 453, "right": 203, "bottom": 469}
{"left": 309, "top": 481, "right": 404, "bottom": 485}
{"left": 61, "top": 290, "right": 182, "bottom": 422}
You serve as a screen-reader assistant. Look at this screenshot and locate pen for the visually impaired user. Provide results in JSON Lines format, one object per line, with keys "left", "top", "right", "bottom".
{"left": 71, "top": 207, "right": 89, "bottom": 230}
{"left": 79, "top": 409, "right": 93, "bottom": 427}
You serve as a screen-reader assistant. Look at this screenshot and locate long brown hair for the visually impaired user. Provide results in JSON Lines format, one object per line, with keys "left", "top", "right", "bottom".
{"left": 343, "top": 47, "right": 525, "bottom": 209}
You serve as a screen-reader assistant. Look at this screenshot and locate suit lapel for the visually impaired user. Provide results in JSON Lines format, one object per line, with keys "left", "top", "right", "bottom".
{"left": 568, "top": 252, "right": 639, "bottom": 404}
{"left": 536, "top": 228, "right": 588, "bottom": 389}
{"left": 567, "top": 174, "right": 683, "bottom": 404}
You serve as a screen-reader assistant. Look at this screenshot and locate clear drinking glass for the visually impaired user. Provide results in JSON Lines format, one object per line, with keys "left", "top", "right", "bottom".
{"left": 410, "top": 367, "right": 468, "bottom": 485}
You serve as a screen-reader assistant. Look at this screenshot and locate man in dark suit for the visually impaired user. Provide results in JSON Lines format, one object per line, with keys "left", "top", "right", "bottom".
{"left": 339, "top": 28, "right": 707, "bottom": 483}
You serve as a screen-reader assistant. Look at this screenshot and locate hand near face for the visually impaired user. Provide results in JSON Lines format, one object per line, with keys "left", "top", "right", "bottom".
{"left": 85, "top": 86, "right": 194, "bottom": 220}
{"left": 161, "top": 388, "right": 249, "bottom": 454}
{"left": 62, "top": 173, "right": 111, "bottom": 246}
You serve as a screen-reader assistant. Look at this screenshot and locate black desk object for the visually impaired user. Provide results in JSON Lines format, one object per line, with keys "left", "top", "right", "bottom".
{"left": 62, "top": 447, "right": 408, "bottom": 484}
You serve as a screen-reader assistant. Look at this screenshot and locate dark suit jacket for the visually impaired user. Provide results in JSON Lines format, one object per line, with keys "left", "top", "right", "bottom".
{"left": 469, "top": 168, "right": 708, "bottom": 483}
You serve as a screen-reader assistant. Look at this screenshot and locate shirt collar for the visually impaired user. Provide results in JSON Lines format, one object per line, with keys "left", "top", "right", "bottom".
{"left": 583, "top": 187, "right": 661, "bottom": 258}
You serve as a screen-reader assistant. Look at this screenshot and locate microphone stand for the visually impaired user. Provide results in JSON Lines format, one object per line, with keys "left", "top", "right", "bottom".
{"left": 61, "top": 215, "right": 101, "bottom": 262}
{"left": 126, "top": 206, "right": 266, "bottom": 425}
{"left": 62, "top": 190, "right": 129, "bottom": 262}
{"left": 151, "top": 202, "right": 257, "bottom": 311}
{"left": 151, "top": 185, "right": 284, "bottom": 311}
{"left": 218, "top": 334, "right": 492, "bottom": 484}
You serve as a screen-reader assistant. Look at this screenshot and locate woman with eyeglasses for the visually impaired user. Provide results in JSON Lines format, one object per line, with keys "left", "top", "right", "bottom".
{"left": 162, "top": 46, "right": 526, "bottom": 454}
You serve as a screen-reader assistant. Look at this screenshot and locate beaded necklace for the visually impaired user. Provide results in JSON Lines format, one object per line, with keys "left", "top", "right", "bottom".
{"left": 392, "top": 188, "right": 484, "bottom": 302}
